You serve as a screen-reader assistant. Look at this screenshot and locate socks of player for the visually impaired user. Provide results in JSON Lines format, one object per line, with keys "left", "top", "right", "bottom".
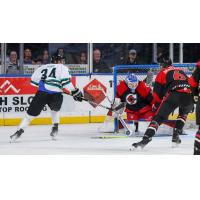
{"left": 51, "top": 111, "right": 60, "bottom": 124}
{"left": 18, "top": 114, "right": 34, "bottom": 130}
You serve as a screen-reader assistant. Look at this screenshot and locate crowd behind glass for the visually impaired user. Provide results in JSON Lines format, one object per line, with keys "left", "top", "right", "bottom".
{"left": 0, "top": 43, "right": 199, "bottom": 75}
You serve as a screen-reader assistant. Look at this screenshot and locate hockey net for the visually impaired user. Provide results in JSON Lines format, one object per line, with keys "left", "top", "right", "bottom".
{"left": 100, "top": 64, "right": 196, "bottom": 136}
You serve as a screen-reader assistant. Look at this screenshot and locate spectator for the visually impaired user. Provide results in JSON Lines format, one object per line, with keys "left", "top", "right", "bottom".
{"left": 125, "top": 49, "right": 138, "bottom": 65}
{"left": 32, "top": 57, "right": 43, "bottom": 65}
{"left": 93, "top": 49, "right": 111, "bottom": 73}
{"left": 24, "top": 48, "right": 32, "bottom": 64}
{"left": 54, "top": 47, "right": 75, "bottom": 64}
{"left": 79, "top": 52, "right": 87, "bottom": 64}
{"left": 55, "top": 48, "right": 66, "bottom": 64}
{"left": 122, "top": 49, "right": 147, "bottom": 73}
{"left": 42, "top": 49, "right": 50, "bottom": 64}
{"left": 6, "top": 51, "right": 20, "bottom": 74}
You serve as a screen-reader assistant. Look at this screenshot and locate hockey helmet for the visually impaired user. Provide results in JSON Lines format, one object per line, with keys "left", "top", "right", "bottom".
{"left": 125, "top": 73, "right": 138, "bottom": 90}
{"left": 157, "top": 53, "right": 172, "bottom": 68}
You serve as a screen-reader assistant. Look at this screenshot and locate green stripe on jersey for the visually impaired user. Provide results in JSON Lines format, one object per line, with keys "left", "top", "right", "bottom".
{"left": 31, "top": 80, "right": 39, "bottom": 86}
{"left": 62, "top": 81, "right": 70, "bottom": 88}
{"left": 61, "top": 78, "right": 70, "bottom": 82}
{"left": 45, "top": 79, "right": 61, "bottom": 83}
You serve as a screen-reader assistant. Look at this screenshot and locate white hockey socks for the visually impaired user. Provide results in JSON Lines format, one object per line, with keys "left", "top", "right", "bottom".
{"left": 51, "top": 111, "right": 60, "bottom": 125}
{"left": 18, "top": 114, "right": 34, "bottom": 130}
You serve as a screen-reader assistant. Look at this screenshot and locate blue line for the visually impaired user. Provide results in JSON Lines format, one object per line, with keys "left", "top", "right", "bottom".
{"left": 0, "top": 74, "right": 91, "bottom": 77}
{"left": 91, "top": 73, "right": 113, "bottom": 75}
{"left": 114, "top": 64, "right": 159, "bottom": 69}
{"left": 173, "top": 63, "right": 195, "bottom": 67}
{"left": 0, "top": 74, "right": 31, "bottom": 77}
{"left": 71, "top": 73, "right": 90, "bottom": 76}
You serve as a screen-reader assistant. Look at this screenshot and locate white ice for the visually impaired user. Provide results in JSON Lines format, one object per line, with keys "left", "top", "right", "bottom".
{"left": 0, "top": 122, "right": 196, "bottom": 154}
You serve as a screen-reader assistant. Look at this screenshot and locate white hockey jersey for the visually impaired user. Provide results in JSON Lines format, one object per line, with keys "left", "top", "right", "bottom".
{"left": 30, "top": 64, "right": 75, "bottom": 93}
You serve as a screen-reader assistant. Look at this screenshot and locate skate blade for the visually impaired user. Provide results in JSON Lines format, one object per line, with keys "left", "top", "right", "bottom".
{"left": 171, "top": 142, "right": 180, "bottom": 148}
{"left": 10, "top": 137, "right": 17, "bottom": 143}
{"left": 130, "top": 147, "right": 136, "bottom": 151}
{"left": 129, "top": 145, "right": 144, "bottom": 151}
{"left": 51, "top": 136, "right": 57, "bottom": 141}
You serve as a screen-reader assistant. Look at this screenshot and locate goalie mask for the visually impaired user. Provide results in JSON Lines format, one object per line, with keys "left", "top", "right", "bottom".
{"left": 125, "top": 73, "right": 138, "bottom": 92}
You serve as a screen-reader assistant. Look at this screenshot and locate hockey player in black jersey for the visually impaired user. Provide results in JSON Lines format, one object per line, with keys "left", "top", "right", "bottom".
{"left": 131, "top": 53, "right": 193, "bottom": 149}
{"left": 189, "top": 61, "right": 200, "bottom": 155}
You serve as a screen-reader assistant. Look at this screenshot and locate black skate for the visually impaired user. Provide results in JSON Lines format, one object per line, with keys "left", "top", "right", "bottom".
{"left": 10, "top": 129, "right": 24, "bottom": 142}
{"left": 194, "top": 131, "right": 200, "bottom": 155}
{"left": 194, "top": 146, "right": 200, "bottom": 155}
{"left": 131, "top": 136, "right": 152, "bottom": 150}
{"left": 50, "top": 124, "right": 58, "bottom": 140}
{"left": 172, "top": 129, "right": 181, "bottom": 148}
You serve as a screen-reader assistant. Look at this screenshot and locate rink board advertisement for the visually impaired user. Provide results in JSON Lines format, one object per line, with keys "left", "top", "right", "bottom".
{"left": 0, "top": 75, "right": 194, "bottom": 126}
{"left": 0, "top": 76, "right": 113, "bottom": 125}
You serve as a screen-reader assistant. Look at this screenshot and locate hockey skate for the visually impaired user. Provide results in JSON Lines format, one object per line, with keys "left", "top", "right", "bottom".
{"left": 50, "top": 124, "right": 58, "bottom": 140}
{"left": 194, "top": 131, "right": 200, "bottom": 155}
{"left": 130, "top": 136, "right": 152, "bottom": 150}
{"left": 172, "top": 129, "right": 181, "bottom": 148}
{"left": 194, "top": 146, "right": 200, "bottom": 155}
{"left": 10, "top": 129, "right": 24, "bottom": 142}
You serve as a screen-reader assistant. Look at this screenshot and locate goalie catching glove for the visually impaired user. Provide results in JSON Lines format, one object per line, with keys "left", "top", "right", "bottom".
{"left": 71, "top": 88, "right": 83, "bottom": 102}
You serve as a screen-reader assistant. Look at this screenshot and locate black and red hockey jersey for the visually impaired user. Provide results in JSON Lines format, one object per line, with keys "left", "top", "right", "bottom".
{"left": 116, "top": 80, "right": 153, "bottom": 111}
{"left": 153, "top": 66, "right": 191, "bottom": 105}
{"left": 188, "top": 61, "right": 200, "bottom": 96}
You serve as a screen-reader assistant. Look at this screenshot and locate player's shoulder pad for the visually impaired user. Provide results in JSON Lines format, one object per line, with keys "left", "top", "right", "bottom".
{"left": 137, "top": 80, "right": 147, "bottom": 88}
{"left": 116, "top": 80, "right": 129, "bottom": 96}
{"left": 136, "top": 81, "right": 150, "bottom": 97}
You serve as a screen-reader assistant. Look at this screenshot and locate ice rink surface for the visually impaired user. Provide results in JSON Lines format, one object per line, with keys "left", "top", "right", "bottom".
{"left": 0, "top": 123, "right": 196, "bottom": 155}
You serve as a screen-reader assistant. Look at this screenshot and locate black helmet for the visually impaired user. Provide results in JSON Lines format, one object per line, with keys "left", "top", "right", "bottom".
{"left": 157, "top": 53, "right": 172, "bottom": 68}
{"left": 51, "top": 55, "right": 62, "bottom": 63}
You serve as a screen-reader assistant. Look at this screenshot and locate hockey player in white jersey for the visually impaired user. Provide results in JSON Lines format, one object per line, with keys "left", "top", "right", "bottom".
{"left": 10, "top": 55, "right": 83, "bottom": 141}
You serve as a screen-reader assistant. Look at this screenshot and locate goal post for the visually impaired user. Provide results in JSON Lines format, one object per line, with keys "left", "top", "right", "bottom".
{"left": 112, "top": 63, "right": 196, "bottom": 133}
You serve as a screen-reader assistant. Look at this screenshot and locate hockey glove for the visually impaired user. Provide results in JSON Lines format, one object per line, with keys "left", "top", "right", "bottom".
{"left": 71, "top": 88, "right": 83, "bottom": 102}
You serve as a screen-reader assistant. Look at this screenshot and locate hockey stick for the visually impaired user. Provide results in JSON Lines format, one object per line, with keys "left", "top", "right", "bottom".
{"left": 118, "top": 114, "right": 132, "bottom": 136}
{"left": 63, "top": 92, "right": 113, "bottom": 111}
{"left": 91, "top": 135, "right": 129, "bottom": 139}
{"left": 100, "top": 88, "right": 113, "bottom": 104}
{"left": 81, "top": 97, "right": 112, "bottom": 110}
